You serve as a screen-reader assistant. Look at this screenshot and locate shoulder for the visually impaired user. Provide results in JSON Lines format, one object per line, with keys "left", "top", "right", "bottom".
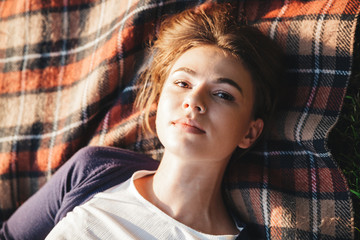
{"left": 68, "top": 146, "right": 159, "bottom": 174}
{"left": 74, "top": 146, "right": 154, "bottom": 162}
{"left": 55, "top": 146, "right": 159, "bottom": 223}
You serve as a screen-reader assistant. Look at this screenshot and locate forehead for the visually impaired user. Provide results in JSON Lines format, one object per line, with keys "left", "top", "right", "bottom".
{"left": 171, "top": 46, "right": 250, "bottom": 77}
{"left": 169, "top": 45, "right": 254, "bottom": 94}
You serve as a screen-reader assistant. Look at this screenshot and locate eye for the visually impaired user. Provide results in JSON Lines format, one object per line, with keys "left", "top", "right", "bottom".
{"left": 174, "top": 80, "right": 191, "bottom": 89}
{"left": 213, "top": 91, "right": 235, "bottom": 101}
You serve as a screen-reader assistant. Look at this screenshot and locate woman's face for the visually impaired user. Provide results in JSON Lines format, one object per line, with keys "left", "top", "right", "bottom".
{"left": 156, "top": 45, "right": 263, "bottom": 164}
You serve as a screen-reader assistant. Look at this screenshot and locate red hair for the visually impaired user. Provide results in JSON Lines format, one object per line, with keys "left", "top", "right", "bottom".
{"left": 135, "top": 3, "right": 283, "bottom": 136}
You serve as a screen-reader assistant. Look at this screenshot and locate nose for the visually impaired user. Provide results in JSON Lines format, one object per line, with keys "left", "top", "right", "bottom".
{"left": 182, "top": 88, "right": 207, "bottom": 114}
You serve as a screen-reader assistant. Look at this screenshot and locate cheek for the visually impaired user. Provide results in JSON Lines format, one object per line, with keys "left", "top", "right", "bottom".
{"left": 155, "top": 97, "right": 166, "bottom": 131}
{"left": 212, "top": 109, "right": 250, "bottom": 140}
{"left": 155, "top": 109, "right": 166, "bottom": 146}
{"left": 157, "top": 93, "right": 171, "bottom": 118}
{"left": 157, "top": 90, "right": 181, "bottom": 113}
{"left": 155, "top": 93, "right": 174, "bottom": 137}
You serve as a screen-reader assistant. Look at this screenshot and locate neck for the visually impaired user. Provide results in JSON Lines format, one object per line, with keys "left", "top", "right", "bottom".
{"left": 154, "top": 152, "right": 226, "bottom": 214}
{"left": 135, "top": 150, "right": 238, "bottom": 235}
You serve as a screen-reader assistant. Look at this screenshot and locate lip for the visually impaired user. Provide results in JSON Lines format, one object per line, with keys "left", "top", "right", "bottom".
{"left": 171, "top": 118, "right": 206, "bottom": 134}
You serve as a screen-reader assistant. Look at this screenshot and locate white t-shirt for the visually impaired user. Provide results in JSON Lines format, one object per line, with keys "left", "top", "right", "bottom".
{"left": 46, "top": 170, "right": 242, "bottom": 240}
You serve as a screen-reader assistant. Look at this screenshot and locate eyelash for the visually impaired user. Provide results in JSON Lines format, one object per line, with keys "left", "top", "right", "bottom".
{"left": 174, "top": 80, "right": 235, "bottom": 102}
{"left": 174, "top": 80, "right": 190, "bottom": 88}
{"left": 213, "top": 91, "right": 235, "bottom": 101}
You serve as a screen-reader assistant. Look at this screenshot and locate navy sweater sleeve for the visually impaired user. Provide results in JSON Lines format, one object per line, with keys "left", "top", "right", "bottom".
{"left": 0, "top": 146, "right": 159, "bottom": 240}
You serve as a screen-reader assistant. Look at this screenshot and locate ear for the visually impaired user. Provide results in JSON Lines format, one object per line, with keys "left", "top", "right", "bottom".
{"left": 238, "top": 118, "right": 264, "bottom": 149}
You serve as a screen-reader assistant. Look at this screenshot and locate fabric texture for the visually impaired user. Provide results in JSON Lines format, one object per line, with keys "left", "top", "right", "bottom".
{"left": 0, "top": 0, "right": 358, "bottom": 239}
{"left": 0, "top": 147, "right": 248, "bottom": 239}
{"left": 46, "top": 169, "right": 242, "bottom": 240}
{"left": 0, "top": 146, "right": 160, "bottom": 240}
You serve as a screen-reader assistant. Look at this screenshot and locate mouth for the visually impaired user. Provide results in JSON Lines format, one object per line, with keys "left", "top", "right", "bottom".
{"left": 171, "top": 118, "right": 206, "bottom": 134}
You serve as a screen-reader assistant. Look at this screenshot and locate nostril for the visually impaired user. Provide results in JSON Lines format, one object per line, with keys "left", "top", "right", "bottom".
{"left": 183, "top": 101, "right": 206, "bottom": 113}
{"left": 197, "top": 106, "right": 206, "bottom": 113}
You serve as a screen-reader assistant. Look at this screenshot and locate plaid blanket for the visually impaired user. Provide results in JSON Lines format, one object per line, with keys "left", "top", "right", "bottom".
{"left": 0, "top": 0, "right": 358, "bottom": 239}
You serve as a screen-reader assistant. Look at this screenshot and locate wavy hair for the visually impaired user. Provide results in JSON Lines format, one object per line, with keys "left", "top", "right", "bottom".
{"left": 135, "top": 3, "right": 284, "bottom": 137}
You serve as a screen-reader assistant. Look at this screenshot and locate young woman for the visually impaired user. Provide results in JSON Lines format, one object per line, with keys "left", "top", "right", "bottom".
{"left": 0, "top": 3, "right": 283, "bottom": 240}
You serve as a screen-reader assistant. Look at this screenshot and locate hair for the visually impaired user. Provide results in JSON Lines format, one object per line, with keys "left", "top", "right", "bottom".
{"left": 135, "top": 3, "right": 284, "bottom": 139}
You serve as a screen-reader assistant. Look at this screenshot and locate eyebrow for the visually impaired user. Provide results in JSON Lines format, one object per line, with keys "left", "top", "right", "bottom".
{"left": 215, "top": 78, "right": 243, "bottom": 95}
{"left": 173, "top": 67, "right": 196, "bottom": 75}
{"left": 172, "top": 67, "right": 243, "bottom": 95}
